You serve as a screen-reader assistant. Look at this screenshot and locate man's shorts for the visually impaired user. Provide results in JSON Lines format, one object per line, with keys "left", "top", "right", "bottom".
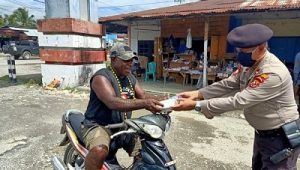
{"left": 81, "top": 125, "right": 111, "bottom": 150}
{"left": 81, "top": 125, "right": 141, "bottom": 157}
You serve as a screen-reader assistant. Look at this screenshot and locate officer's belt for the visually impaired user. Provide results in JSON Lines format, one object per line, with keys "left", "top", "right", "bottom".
{"left": 255, "top": 128, "right": 284, "bottom": 137}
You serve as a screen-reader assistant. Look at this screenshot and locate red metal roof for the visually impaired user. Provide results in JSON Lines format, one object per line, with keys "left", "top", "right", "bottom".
{"left": 99, "top": 0, "right": 300, "bottom": 22}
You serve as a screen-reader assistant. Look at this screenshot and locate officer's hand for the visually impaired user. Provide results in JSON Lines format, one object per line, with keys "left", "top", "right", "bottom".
{"left": 144, "top": 99, "right": 164, "bottom": 113}
{"left": 177, "top": 90, "right": 200, "bottom": 100}
{"left": 172, "top": 98, "right": 196, "bottom": 111}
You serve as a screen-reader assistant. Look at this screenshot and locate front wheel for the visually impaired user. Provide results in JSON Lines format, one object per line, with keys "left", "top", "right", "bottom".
{"left": 64, "top": 144, "right": 84, "bottom": 169}
{"left": 22, "top": 51, "right": 32, "bottom": 60}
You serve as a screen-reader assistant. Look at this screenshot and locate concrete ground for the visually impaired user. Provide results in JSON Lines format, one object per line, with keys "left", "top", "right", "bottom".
{"left": 0, "top": 55, "right": 299, "bottom": 169}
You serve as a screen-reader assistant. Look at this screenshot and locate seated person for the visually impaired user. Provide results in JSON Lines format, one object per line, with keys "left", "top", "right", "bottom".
{"left": 82, "top": 43, "right": 164, "bottom": 169}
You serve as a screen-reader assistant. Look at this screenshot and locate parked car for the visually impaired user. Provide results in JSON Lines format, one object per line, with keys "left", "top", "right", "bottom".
{"left": 2, "top": 40, "right": 39, "bottom": 59}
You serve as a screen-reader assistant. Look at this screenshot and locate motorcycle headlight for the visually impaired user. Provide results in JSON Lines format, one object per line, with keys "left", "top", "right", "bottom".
{"left": 142, "top": 124, "right": 163, "bottom": 139}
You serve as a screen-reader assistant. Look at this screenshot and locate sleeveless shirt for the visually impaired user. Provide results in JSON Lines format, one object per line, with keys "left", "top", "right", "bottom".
{"left": 83, "top": 68, "right": 137, "bottom": 127}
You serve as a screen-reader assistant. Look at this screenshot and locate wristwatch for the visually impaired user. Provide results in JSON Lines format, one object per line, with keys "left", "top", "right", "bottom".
{"left": 195, "top": 101, "right": 202, "bottom": 112}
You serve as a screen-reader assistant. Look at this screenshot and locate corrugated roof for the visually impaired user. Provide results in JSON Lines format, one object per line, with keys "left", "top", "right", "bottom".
{"left": 99, "top": 0, "right": 300, "bottom": 22}
{"left": 9, "top": 27, "right": 43, "bottom": 37}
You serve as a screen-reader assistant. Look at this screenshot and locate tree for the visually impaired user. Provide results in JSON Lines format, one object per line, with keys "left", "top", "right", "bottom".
{"left": 0, "top": 8, "right": 36, "bottom": 28}
{"left": 0, "top": 15, "right": 4, "bottom": 27}
{"left": 6, "top": 14, "right": 18, "bottom": 27}
{"left": 13, "top": 8, "right": 36, "bottom": 28}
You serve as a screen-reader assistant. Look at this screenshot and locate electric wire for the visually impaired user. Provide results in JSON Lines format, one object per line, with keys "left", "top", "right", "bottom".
{"left": 6, "top": 0, "right": 44, "bottom": 11}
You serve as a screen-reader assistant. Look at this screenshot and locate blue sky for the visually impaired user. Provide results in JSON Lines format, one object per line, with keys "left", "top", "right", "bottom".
{"left": 0, "top": 0, "right": 195, "bottom": 19}
{"left": 0, "top": 0, "right": 45, "bottom": 18}
{"left": 98, "top": 0, "right": 183, "bottom": 17}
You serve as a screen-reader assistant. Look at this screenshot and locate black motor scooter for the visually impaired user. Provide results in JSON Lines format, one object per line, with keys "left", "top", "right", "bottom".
{"left": 52, "top": 109, "right": 176, "bottom": 170}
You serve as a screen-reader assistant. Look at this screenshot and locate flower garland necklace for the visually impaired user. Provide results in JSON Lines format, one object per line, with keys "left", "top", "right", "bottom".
{"left": 108, "top": 66, "right": 135, "bottom": 119}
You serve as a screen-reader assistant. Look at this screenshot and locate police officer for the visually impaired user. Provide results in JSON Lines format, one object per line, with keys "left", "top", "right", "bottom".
{"left": 172, "top": 23, "right": 300, "bottom": 169}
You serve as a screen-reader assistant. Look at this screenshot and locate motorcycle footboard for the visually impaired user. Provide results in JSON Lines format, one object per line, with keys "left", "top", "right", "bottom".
{"left": 52, "top": 156, "right": 66, "bottom": 170}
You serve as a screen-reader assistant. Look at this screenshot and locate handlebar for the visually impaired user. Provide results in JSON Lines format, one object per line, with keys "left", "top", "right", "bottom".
{"left": 110, "top": 128, "right": 136, "bottom": 139}
{"left": 104, "top": 122, "right": 126, "bottom": 129}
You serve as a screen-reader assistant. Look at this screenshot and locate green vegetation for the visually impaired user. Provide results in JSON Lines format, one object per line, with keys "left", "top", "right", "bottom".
{"left": 0, "top": 8, "right": 36, "bottom": 28}
{"left": 25, "top": 78, "right": 42, "bottom": 87}
{"left": 63, "top": 87, "right": 79, "bottom": 93}
{"left": 0, "top": 74, "right": 42, "bottom": 87}
{"left": 0, "top": 75, "right": 9, "bottom": 81}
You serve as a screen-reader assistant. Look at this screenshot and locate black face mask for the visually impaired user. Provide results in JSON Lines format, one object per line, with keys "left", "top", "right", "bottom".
{"left": 236, "top": 47, "right": 257, "bottom": 67}
{"left": 237, "top": 51, "right": 256, "bottom": 67}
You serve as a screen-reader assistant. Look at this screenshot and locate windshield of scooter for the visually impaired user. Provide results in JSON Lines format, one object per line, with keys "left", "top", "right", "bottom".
{"left": 125, "top": 114, "right": 171, "bottom": 139}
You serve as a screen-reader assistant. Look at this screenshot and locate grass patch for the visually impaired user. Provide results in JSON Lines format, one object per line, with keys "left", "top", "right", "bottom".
{"left": 64, "top": 87, "right": 78, "bottom": 93}
{"left": 25, "top": 78, "right": 42, "bottom": 87}
{"left": 0, "top": 74, "right": 42, "bottom": 87}
{"left": 0, "top": 75, "right": 9, "bottom": 81}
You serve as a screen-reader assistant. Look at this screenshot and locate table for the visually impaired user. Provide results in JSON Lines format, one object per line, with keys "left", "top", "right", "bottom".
{"left": 163, "top": 68, "right": 203, "bottom": 87}
{"left": 163, "top": 68, "right": 187, "bottom": 87}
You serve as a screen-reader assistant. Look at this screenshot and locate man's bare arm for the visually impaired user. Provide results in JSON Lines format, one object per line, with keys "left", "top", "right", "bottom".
{"left": 92, "top": 75, "right": 162, "bottom": 112}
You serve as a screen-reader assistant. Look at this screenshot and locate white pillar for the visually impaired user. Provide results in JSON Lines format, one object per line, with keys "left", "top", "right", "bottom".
{"left": 203, "top": 19, "right": 209, "bottom": 87}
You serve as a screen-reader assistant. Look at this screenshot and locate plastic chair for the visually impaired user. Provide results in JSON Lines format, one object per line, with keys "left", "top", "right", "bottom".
{"left": 144, "top": 62, "right": 156, "bottom": 81}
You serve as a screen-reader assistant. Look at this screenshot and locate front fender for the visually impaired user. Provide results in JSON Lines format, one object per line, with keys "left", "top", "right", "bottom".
{"left": 140, "top": 140, "right": 176, "bottom": 169}
{"left": 59, "top": 134, "right": 69, "bottom": 146}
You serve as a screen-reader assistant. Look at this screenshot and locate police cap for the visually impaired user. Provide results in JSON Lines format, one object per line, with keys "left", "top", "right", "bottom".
{"left": 227, "top": 23, "right": 273, "bottom": 48}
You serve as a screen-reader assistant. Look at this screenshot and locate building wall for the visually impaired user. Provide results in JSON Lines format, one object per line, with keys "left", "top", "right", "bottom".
{"left": 243, "top": 18, "right": 300, "bottom": 37}
{"left": 130, "top": 20, "right": 160, "bottom": 53}
{"left": 161, "top": 16, "right": 229, "bottom": 38}
{"left": 240, "top": 12, "right": 300, "bottom": 64}
{"left": 228, "top": 11, "right": 300, "bottom": 64}
{"left": 127, "top": 11, "right": 300, "bottom": 63}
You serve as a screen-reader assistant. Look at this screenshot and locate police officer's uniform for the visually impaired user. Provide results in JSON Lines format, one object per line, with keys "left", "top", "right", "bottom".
{"left": 198, "top": 24, "right": 300, "bottom": 169}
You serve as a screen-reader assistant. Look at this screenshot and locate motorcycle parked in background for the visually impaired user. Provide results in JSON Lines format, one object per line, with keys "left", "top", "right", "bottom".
{"left": 52, "top": 109, "right": 176, "bottom": 170}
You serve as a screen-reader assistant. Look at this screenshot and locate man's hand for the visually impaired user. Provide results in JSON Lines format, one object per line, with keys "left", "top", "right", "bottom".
{"left": 144, "top": 99, "right": 164, "bottom": 113}
{"left": 177, "top": 90, "right": 203, "bottom": 100}
{"left": 172, "top": 98, "right": 196, "bottom": 111}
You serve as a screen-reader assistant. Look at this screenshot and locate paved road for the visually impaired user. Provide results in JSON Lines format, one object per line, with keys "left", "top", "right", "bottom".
{"left": 0, "top": 56, "right": 298, "bottom": 169}
{"left": 0, "top": 85, "right": 254, "bottom": 170}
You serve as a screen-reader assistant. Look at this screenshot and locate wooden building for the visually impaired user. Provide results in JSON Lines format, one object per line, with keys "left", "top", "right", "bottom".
{"left": 99, "top": 0, "right": 300, "bottom": 86}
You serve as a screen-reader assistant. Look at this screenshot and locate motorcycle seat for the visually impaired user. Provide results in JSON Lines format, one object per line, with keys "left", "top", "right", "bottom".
{"left": 67, "top": 112, "right": 85, "bottom": 146}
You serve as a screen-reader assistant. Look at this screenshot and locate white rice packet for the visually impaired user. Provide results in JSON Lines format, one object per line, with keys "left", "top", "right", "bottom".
{"left": 159, "top": 96, "right": 178, "bottom": 112}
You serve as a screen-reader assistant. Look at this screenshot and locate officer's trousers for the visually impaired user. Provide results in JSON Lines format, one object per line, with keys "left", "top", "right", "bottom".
{"left": 252, "top": 131, "right": 300, "bottom": 170}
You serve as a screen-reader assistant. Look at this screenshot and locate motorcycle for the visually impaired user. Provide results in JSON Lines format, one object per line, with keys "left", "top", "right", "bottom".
{"left": 52, "top": 109, "right": 176, "bottom": 170}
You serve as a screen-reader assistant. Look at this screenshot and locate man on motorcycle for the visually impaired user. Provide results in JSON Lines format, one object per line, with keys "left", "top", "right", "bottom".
{"left": 82, "top": 43, "right": 164, "bottom": 170}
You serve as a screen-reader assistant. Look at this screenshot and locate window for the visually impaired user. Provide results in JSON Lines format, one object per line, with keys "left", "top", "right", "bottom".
{"left": 19, "top": 41, "right": 30, "bottom": 46}
{"left": 138, "top": 40, "right": 154, "bottom": 59}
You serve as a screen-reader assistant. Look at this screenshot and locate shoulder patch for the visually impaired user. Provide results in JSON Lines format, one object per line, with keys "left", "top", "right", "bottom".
{"left": 249, "top": 73, "right": 269, "bottom": 88}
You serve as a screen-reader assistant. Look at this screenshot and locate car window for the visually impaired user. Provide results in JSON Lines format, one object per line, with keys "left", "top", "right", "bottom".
{"left": 20, "top": 41, "right": 30, "bottom": 46}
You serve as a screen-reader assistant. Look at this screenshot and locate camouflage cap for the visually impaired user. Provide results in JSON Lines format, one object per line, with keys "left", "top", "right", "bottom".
{"left": 110, "top": 43, "right": 137, "bottom": 60}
